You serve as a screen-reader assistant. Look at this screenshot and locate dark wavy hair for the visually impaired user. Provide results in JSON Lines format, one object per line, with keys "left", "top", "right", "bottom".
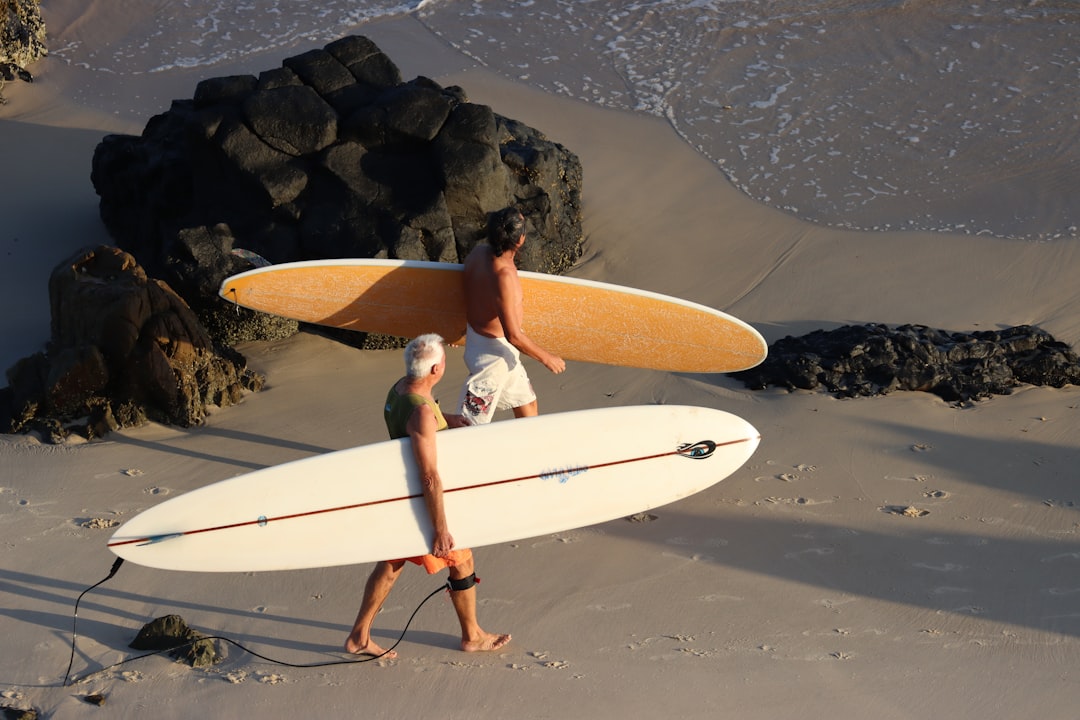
{"left": 487, "top": 207, "right": 525, "bottom": 256}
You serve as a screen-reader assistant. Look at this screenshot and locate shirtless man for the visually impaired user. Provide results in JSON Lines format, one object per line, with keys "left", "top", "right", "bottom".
{"left": 345, "top": 334, "right": 510, "bottom": 657}
{"left": 458, "top": 207, "right": 566, "bottom": 424}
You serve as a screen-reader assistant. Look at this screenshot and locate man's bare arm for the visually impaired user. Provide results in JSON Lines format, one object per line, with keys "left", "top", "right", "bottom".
{"left": 408, "top": 404, "right": 455, "bottom": 557}
{"left": 495, "top": 270, "right": 566, "bottom": 374}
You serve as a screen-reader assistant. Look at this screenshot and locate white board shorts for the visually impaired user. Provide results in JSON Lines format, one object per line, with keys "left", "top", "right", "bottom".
{"left": 458, "top": 325, "right": 536, "bottom": 425}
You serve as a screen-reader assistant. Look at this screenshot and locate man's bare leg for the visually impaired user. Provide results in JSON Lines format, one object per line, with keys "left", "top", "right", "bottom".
{"left": 512, "top": 399, "right": 539, "bottom": 418}
{"left": 345, "top": 560, "right": 404, "bottom": 657}
{"left": 447, "top": 562, "right": 511, "bottom": 652}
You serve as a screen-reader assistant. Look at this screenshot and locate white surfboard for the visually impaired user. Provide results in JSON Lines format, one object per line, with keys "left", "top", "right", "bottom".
{"left": 108, "top": 405, "right": 760, "bottom": 572}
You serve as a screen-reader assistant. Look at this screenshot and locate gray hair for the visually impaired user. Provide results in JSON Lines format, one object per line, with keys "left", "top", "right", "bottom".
{"left": 404, "top": 333, "right": 445, "bottom": 379}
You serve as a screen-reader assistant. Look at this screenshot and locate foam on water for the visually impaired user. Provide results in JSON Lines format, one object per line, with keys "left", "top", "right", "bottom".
{"left": 47, "top": 0, "right": 1078, "bottom": 241}
{"left": 415, "top": 0, "right": 1078, "bottom": 241}
{"left": 49, "top": 0, "right": 429, "bottom": 74}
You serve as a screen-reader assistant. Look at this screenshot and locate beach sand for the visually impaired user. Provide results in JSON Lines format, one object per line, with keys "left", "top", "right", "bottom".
{"left": 3, "top": 6, "right": 1080, "bottom": 719}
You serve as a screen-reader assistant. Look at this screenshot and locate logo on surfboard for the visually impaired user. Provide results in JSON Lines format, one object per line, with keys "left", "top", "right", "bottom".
{"left": 677, "top": 440, "right": 717, "bottom": 459}
{"left": 540, "top": 466, "right": 589, "bottom": 484}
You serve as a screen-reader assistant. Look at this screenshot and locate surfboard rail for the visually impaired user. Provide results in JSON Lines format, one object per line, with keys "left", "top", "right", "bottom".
{"left": 219, "top": 259, "right": 767, "bottom": 373}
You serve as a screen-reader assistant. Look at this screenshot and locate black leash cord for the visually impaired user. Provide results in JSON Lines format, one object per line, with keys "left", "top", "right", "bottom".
{"left": 64, "top": 558, "right": 448, "bottom": 686}
{"left": 64, "top": 557, "right": 125, "bottom": 686}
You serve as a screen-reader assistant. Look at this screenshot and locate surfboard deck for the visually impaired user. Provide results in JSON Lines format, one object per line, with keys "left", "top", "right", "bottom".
{"left": 108, "top": 405, "right": 760, "bottom": 572}
{"left": 218, "top": 259, "right": 767, "bottom": 373}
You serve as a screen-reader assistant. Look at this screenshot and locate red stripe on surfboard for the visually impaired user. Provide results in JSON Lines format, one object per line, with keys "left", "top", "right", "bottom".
{"left": 107, "top": 435, "right": 758, "bottom": 549}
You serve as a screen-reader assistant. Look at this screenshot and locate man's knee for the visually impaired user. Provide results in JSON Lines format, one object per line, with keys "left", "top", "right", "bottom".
{"left": 378, "top": 559, "right": 406, "bottom": 579}
{"left": 448, "top": 554, "right": 475, "bottom": 578}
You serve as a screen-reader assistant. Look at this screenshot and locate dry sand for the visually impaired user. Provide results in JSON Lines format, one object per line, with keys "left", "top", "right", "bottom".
{"left": 3, "top": 9, "right": 1080, "bottom": 720}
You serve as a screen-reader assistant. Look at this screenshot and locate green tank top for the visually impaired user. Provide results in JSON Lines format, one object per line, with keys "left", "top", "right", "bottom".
{"left": 384, "top": 387, "right": 448, "bottom": 439}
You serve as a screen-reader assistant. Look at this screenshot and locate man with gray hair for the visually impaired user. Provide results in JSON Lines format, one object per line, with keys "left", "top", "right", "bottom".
{"left": 345, "top": 334, "right": 510, "bottom": 657}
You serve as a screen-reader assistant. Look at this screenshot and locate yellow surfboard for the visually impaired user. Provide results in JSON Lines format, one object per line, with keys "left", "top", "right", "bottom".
{"left": 219, "top": 259, "right": 766, "bottom": 373}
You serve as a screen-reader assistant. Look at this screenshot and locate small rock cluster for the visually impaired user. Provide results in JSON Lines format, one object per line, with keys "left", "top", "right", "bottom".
{"left": 0, "top": 0, "right": 45, "bottom": 101}
{"left": 733, "top": 323, "right": 1080, "bottom": 402}
{"left": 130, "top": 614, "right": 222, "bottom": 668}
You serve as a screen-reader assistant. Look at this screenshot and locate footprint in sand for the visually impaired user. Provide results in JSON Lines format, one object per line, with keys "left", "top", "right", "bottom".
{"left": 143, "top": 486, "right": 170, "bottom": 496}
{"left": 79, "top": 517, "right": 121, "bottom": 529}
{"left": 626, "top": 512, "right": 657, "bottom": 523}
{"left": 883, "top": 505, "right": 930, "bottom": 517}
{"left": 678, "top": 648, "right": 712, "bottom": 658}
{"left": 911, "top": 444, "right": 933, "bottom": 452}
{"left": 762, "top": 496, "right": 834, "bottom": 507}
{"left": 256, "top": 672, "right": 286, "bottom": 684}
{"left": 699, "top": 593, "right": 743, "bottom": 602}
{"left": 947, "top": 605, "right": 985, "bottom": 615}
{"left": 523, "top": 651, "right": 569, "bottom": 670}
{"left": 913, "top": 562, "right": 966, "bottom": 572}
{"left": 529, "top": 536, "right": 575, "bottom": 548}
{"left": 819, "top": 597, "right": 859, "bottom": 609}
{"left": 784, "top": 547, "right": 835, "bottom": 560}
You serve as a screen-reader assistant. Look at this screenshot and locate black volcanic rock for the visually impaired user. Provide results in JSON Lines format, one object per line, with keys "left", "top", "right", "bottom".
{"left": 733, "top": 323, "right": 1080, "bottom": 402}
{"left": 90, "top": 35, "right": 583, "bottom": 347}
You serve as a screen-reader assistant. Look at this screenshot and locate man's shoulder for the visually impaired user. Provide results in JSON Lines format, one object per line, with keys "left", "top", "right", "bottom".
{"left": 464, "top": 244, "right": 493, "bottom": 262}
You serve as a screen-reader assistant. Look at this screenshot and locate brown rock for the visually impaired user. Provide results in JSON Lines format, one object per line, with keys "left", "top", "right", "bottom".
{"left": 3, "top": 246, "right": 263, "bottom": 440}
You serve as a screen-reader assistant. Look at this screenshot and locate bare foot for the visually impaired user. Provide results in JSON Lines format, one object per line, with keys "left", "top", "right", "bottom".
{"left": 344, "top": 637, "right": 398, "bottom": 659}
{"left": 461, "top": 632, "right": 511, "bottom": 653}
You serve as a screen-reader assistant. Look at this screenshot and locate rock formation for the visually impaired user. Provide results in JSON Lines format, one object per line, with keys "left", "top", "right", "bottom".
{"left": 90, "top": 35, "right": 584, "bottom": 347}
{"left": 733, "top": 323, "right": 1080, "bottom": 402}
{"left": 0, "top": 0, "right": 45, "bottom": 102}
{"left": 1, "top": 246, "right": 263, "bottom": 441}
{"left": 129, "top": 614, "right": 222, "bottom": 668}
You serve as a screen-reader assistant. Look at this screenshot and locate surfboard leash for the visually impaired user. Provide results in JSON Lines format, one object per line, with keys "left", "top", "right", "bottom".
{"left": 64, "top": 557, "right": 125, "bottom": 686}
{"left": 63, "top": 559, "right": 449, "bottom": 686}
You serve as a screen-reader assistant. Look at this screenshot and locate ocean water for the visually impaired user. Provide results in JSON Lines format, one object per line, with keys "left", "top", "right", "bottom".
{"left": 48, "top": 0, "right": 1078, "bottom": 241}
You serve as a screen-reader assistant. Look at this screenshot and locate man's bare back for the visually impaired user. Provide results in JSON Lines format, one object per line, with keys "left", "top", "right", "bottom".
{"left": 463, "top": 244, "right": 520, "bottom": 340}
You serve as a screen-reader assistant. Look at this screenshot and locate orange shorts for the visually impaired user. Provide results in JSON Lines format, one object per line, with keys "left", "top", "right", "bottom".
{"left": 394, "top": 548, "right": 473, "bottom": 574}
